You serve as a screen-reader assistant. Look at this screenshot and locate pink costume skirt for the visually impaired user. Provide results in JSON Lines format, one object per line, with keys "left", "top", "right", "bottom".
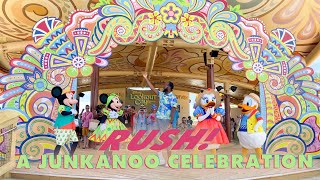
{"left": 192, "top": 117, "right": 229, "bottom": 144}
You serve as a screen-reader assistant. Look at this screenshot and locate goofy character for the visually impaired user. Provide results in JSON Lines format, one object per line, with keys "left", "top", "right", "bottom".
{"left": 51, "top": 86, "right": 78, "bottom": 159}
{"left": 237, "top": 93, "right": 266, "bottom": 164}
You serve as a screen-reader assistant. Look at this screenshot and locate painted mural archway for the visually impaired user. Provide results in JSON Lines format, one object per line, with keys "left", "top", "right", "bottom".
{"left": 0, "top": 0, "right": 319, "bottom": 160}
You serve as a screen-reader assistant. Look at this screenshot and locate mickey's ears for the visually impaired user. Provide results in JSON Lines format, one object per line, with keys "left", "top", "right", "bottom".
{"left": 100, "top": 94, "right": 108, "bottom": 104}
{"left": 51, "top": 86, "right": 62, "bottom": 98}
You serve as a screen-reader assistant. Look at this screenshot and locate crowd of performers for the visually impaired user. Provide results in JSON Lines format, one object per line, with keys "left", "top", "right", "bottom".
{"left": 51, "top": 73, "right": 266, "bottom": 165}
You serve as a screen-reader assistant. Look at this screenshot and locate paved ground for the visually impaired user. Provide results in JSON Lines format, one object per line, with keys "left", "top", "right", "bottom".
{"left": 10, "top": 142, "right": 320, "bottom": 180}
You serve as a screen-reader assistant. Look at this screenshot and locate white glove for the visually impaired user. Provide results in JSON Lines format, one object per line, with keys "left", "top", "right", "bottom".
{"left": 206, "top": 108, "right": 211, "bottom": 115}
{"left": 71, "top": 109, "right": 77, "bottom": 115}
{"left": 254, "top": 120, "right": 263, "bottom": 132}
{"left": 209, "top": 107, "right": 215, "bottom": 116}
{"left": 100, "top": 123, "right": 107, "bottom": 131}
{"left": 216, "top": 115, "right": 221, "bottom": 121}
{"left": 198, "top": 109, "right": 211, "bottom": 122}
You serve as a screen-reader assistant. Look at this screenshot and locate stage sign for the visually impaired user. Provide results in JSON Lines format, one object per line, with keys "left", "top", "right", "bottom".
{"left": 126, "top": 89, "right": 158, "bottom": 109}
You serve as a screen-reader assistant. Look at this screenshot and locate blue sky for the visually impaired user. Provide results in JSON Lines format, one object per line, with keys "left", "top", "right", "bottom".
{"left": 79, "top": 91, "right": 91, "bottom": 113}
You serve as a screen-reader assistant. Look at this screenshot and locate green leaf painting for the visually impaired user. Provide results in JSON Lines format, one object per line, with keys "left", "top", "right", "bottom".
{"left": 152, "top": 0, "right": 190, "bottom": 7}
{"left": 94, "top": 0, "right": 112, "bottom": 9}
{"left": 228, "top": 4, "right": 244, "bottom": 16}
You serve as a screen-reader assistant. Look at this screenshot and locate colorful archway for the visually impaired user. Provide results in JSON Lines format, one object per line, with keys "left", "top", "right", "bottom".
{"left": 0, "top": 0, "right": 319, "bottom": 160}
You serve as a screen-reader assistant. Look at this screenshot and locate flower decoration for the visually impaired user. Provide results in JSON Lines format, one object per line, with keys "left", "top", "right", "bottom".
{"left": 284, "top": 76, "right": 307, "bottom": 96}
{"left": 41, "top": 28, "right": 98, "bottom": 78}
{"left": 21, "top": 68, "right": 47, "bottom": 92}
{"left": 181, "top": 13, "right": 195, "bottom": 26}
{"left": 148, "top": 11, "right": 162, "bottom": 24}
{"left": 244, "top": 61, "right": 269, "bottom": 82}
{"left": 66, "top": 55, "right": 95, "bottom": 78}
{"left": 160, "top": 2, "right": 182, "bottom": 24}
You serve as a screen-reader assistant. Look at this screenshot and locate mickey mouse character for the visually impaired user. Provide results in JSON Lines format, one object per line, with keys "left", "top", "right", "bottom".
{"left": 89, "top": 93, "right": 130, "bottom": 162}
{"left": 51, "top": 86, "right": 79, "bottom": 158}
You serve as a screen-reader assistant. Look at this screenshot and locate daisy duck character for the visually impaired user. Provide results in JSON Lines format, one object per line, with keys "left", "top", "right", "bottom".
{"left": 192, "top": 89, "right": 229, "bottom": 160}
{"left": 237, "top": 93, "right": 266, "bottom": 163}
{"left": 51, "top": 86, "right": 78, "bottom": 159}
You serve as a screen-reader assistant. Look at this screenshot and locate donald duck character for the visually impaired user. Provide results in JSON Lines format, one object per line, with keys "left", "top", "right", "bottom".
{"left": 237, "top": 93, "right": 266, "bottom": 163}
{"left": 192, "top": 89, "right": 229, "bottom": 161}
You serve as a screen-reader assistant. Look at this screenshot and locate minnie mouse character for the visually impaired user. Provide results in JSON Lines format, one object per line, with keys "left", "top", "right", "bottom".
{"left": 89, "top": 93, "right": 129, "bottom": 161}
{"left": 51, "top": 86, "right": 79, "bottom": 159}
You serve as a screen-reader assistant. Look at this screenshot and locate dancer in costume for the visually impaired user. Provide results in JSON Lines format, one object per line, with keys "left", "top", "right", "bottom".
{"left": 133, "top": 105, "right": 148, "bottom": 135}
{"left": 193, "top": 89, "right": 229, "bottom": 162}
{"left": 147, "top": 104, "right": 160, "bottom": 134}
{"left": 143, "top": 73, "right": 178, "bottom": 166}
{"left": 89, "top": 93, "right": 128, "bottom": 161}
{"left": 237, "top": 93, "right": 266, "bottom": 164}
{"left": 51, "top": 86, "right": 79, "bottom": 159}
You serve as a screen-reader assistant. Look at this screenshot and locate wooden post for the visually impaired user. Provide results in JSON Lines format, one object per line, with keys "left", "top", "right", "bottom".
{"left": 224, "top": 94, "right": 231, "bottom": 141}
{"left": 90, "top": 65, "right": 99, "bottom": 114}
{"left": 224, "top": 83, "right": 231, "bottom": 141}
{"left": 207, "top": 64, "right": 214, "bottom": 89}
{"left": 206, "top": 49, "right": 215, "bottom": 89}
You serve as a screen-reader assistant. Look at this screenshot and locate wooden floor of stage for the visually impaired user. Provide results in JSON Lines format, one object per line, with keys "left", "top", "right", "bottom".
{"left": 10, "top": 142, "right": 320, "bottom": 180}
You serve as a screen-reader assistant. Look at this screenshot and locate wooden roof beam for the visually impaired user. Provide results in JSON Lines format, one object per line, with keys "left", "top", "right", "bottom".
{"left": 157, "top": 38, "right": 218, "bottom": 50}
{"left": 151, "top": 71, "right": 258, "bottom": 91}
{"left": 99, "top": 71, "right": 258, "bottom": 91}
{"left": 141, "top": 42, "right": 158, "bottom": 86}
{"left": 78, "top": 83, "right": 245, "bottom": 105}
{"left": 0, "top": 40, "right": 38, "bottom": 70}
{"left": 78, "top": 83, "right": 201, "bottom": 94}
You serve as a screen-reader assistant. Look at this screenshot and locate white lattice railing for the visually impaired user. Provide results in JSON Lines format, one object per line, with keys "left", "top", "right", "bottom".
{"left": 0, "top": 111, "right": 19, "bottom": 178}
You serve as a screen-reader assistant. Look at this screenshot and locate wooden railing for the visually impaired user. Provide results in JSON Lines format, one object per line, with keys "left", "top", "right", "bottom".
{"left": 0, "top": 110, "right": 19, "bottom": 178}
